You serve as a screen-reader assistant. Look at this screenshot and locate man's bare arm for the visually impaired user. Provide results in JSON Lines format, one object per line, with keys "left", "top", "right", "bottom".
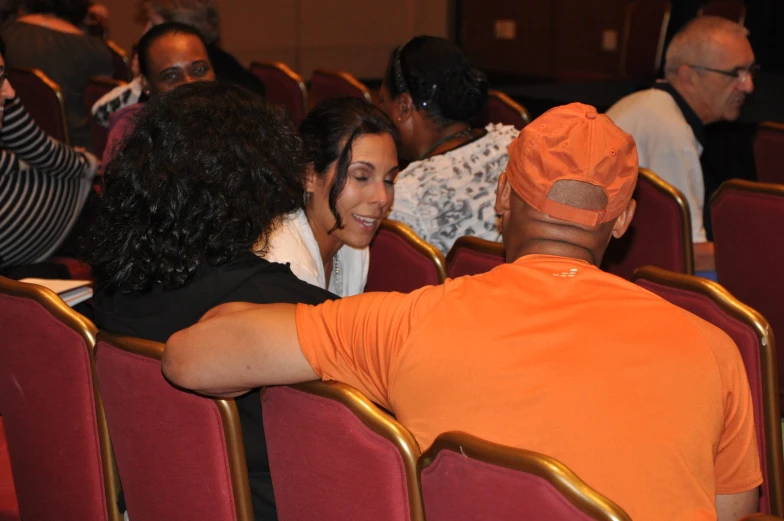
{"left": 716, "top": 488, "right": 759, "bottom": 521}
{"left": 162, "top": 303, "right": 318, "bottom": 397}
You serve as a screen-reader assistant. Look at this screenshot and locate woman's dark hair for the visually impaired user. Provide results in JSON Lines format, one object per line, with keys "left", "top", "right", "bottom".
{"left": 23, "top": 0, "right": 89, "bottom": 26}
{"left": 0, "top": 34, "right": 5, "bottom": 57}
{"left": 384, "top": 35, "right": 489, "bottom": 127}
{"left": 86, "top": 82, "right": 307, "bottom": 293}
{"left": 299, "top": 97, "right": 399, "bottom": 232}
{"left": 136, "top": 21, "right": 205, "bottom": 78}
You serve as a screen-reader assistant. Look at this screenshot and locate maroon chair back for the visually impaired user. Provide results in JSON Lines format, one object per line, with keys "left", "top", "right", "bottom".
{"left": 698, "top": 0, "right": 746, "bottom": 23}
{"left": 309, "top": 69, "right": 372, "bottom": 108}
{"left": 477, "top": 90, "right": 530, "bottom": 130}
{"left": 365, "top": 219, "right": 447, "bottom": 293}
{"left": 9, "top": 67, "right": 70, "bottom": 145}
{"left": 711, "top": 180, "right": 784, "bottom": 407}
{"left": 104, "top": 40, "right": 131, "bottom": 82}
{"left": 262, "top": 382, "right": 424, "bottom": 521}
{"left": 621, "top": 0, "right": 671, "bottom": 79}
{"left": 0, "top": 277, "right": 120, "bottom": 521}
{"left": 84, "top": 77, "right": 127, "bottom": 157}
{"left": 446, "top": 236, "right": 505, "bottom": 278}
{"left": 250, "top": 61, "right": 308, "bottom": 124}
{"left": 632, "top": 266, "right": 784, "bottom": 515}
{"left": 418, "top": 432, "right": 632, "bottom": 521}
{"left": 602, "top": 168, "right": 694, "bottom": 279}
{"left": 754, "top": 122, "right": 784, "bottom": 184}
{"left": 0, "top": 418, "right": 19, "bottom": 520}
{"left": 94, "top": 332, "right": 253, "bottom": 521}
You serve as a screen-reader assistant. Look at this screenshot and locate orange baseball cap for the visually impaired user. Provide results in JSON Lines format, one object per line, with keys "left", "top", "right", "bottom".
{"left": 505, "top": 102, "right": 638, "bottom": 227}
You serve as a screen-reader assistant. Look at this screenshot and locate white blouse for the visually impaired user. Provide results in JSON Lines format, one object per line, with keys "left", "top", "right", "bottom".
{"left": 261, "top": 209, "right": 369, "bottom": 297}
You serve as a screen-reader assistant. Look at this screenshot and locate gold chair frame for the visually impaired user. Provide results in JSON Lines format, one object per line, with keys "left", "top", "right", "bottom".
{"left": 0, "top": 276, "right": 121, "bottom": 521}
{"left": 637, "top": 167, "right": 695, "bottom": 274}
{"left": 712, "top": 179, "right": 784, "bottom": 207}
{"left": 250, "top": 60, "right": 309, "bottom": 113}
{"left": 487, "top": 89, "right": 531, "bottom": 128}
{"left": 266, "top": 381, "right": 425, "bottom": 521}
{"left": 418, "top": 431, "right": 632, "bottom": 521}
{"left": 630, "top": 266, "right": 784, "bottom": 515}
{"left": 619, "top": 0, "right": 672, "bottom": 78}
{"left": 446, "top": 235, "right": 506, "bottom": 273}
{"left": 379, "top": 219, "right": 447, "bottom": 284}
{"left": 10, "top": 67, "right": 70, "bottom": 146}
{"left": 310, "top": 68, "right": 373, "bottom": 104}
{"left": 96, "top": 331, "right": 254, "bottom": 521}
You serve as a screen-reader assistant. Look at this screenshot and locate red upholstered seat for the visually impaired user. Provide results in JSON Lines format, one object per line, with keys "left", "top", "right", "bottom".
{"left": 84, "top": 77, "right": 127, "bottom": 157}
{"left": 0, "top": 418, "right": 19, "bottom": 521}
{"left": 418, "top": 432, "right": 632, "bottom": 521}
{"left": 754, "top": 122, "right": 784, "bottom": 185}
{"left": 0, "top": 277, "right": 120, "bottom": 521}
{"left": 365, "top": 219, "right": 447, "bottom": 292}
{"left": 698, "top": 0, "right": 746, "bottom": 23}
{"left": 711, "top": 179, "right": 784, "bottom": 413}
{"left": 309, "top": 69, "right": 372, "bottom": 108}
{"left": 632, "top": 266, "right": 784, "bottom": 515}
{"left": 9, "top": 67, "right": 70, "bottom": 145}
{"left": 250, "top": 61, "right": 308, "bottom": 124}
{"left": 94, "top": 332, "right": 253, "bottom": 521}
{"left": 446, "top": 236, "right": 505, "bottom": 278}
{"left": 104, "top": 40, "right": 131, "bottom": 82}
{"left": 262, "top": 383, "right": 424, "bottom": 521}
{"left": 602, "top": 168, "right": 694, "bottom": 279}
{"left": 477, "top": 90, "right": 530, "bottom": 130}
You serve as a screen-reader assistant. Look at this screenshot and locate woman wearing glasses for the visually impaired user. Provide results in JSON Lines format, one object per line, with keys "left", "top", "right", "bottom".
{"left": 378, "top": 36, "right": 519, "bottom": 255}
{"left": 0, "top": 35, "right": 98, "bottom": 277}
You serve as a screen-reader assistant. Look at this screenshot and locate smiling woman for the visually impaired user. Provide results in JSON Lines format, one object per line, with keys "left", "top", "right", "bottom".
{"left": 259, "top": 97, "right": 400, "bottom": 297}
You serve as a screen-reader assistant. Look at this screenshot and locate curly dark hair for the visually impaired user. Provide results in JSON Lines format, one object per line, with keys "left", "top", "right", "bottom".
{"left": 299, "top": 97, "right": 399, "bottom": 232}
{"left": 384, "top": 35, "right": 489, "bottom": 127}
{"left": 86, "top": 82, "right": 306, "bottom": 293}
{"left": 24, "top": 0, "right": 89, "bottom": 26}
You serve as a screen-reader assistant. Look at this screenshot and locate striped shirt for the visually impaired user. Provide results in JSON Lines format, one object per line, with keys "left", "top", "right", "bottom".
{"left": 0, "top": 96, "right": 97, "bottom": 268}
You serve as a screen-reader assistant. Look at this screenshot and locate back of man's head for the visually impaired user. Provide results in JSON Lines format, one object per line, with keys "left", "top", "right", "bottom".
{"left": 496, "top": 103, "right": 638, "bottom": 266}
{"left": 665, "top": 16, "right": 749, "bottom": 78}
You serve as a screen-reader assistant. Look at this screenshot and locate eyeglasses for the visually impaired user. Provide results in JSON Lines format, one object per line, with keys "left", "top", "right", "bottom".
{"left": 688, "top": 63, "right": 760, "bottom": 83}
{"left": 0, "top": 72, "right": 6, "bottom": 87}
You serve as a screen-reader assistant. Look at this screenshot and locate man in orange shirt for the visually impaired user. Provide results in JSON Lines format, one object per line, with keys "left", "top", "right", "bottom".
{"left": 164, "top": 103, "right": 762, "bottom": 521}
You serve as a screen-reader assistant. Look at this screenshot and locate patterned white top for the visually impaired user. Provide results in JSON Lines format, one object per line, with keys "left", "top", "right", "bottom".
{"left": 388, "top": 123, "right": 518, "bottom": 255}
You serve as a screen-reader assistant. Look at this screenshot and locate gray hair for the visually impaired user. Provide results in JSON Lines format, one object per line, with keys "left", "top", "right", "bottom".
{"left": 664, "top": 16, "right": 749, "bottom": 79}
{"left": 144, "top": 0, "right": 220, "bottom": 44}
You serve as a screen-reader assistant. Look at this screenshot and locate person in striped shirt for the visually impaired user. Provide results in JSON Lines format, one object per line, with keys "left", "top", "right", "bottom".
{"left": 0, "top": 34, "right": 98, "bottom": 273}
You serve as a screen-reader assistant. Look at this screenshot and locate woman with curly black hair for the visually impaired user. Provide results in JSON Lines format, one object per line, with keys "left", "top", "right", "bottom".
{"left": 87, "top": 81, "right": 335, "bottom": 521}
{"left": 378, "top": 35, "right": 519, "bottom": 255}
{"left": 261, "top": 97, "right": 399, "bottom": 297}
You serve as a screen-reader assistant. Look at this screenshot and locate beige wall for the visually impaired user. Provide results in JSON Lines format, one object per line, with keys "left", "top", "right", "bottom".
{"left": 101, "top": 0, "right": 449, "bottom": 79}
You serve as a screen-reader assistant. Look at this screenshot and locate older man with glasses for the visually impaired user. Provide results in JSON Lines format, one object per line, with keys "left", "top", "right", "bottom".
{"left": 606, "top": 16, "right": 755, "bottom": 275}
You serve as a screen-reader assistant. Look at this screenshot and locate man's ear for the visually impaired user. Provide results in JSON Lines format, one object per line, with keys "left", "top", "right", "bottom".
{"left": 611, "top": 199, "right": 636, "bottom": 239}
{"left": 676, "top": 63, "right": 698, "bottom": 87}
{"left": 495, "top": 172, "right": 512, "bottom": 217}
{"left": 140, "top": 75, "right": 151, "bottom": 95}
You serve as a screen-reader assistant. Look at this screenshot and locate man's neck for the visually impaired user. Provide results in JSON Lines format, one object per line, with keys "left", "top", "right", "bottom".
{"left": 507, "top": 243, "right": 600, "bottom": 266}
{"left": 668, "top": 80, "right": 714, "bottom": 125}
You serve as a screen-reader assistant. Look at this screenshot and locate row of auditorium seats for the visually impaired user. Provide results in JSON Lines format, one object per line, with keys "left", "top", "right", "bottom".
{"left": 10, "top": 58, "right": 532, "bottom": 159}
{"left": 0, "top": 270, "right": 782, "bottom": 519}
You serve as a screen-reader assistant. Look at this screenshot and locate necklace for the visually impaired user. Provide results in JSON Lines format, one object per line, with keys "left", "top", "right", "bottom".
{"left": 419, "top": 128, "right": 473, "bottom": 161}
{"left": 332, "top": 254, "right": 342, "bottom": 291}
